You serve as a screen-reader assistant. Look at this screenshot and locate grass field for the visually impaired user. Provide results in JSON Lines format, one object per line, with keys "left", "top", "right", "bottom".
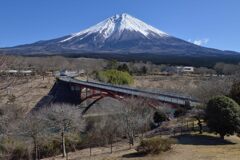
{"left": 0, "top": 75, "right": 55, "bottom": 111}
{"left": 43, "top": 134, "right": 240, "bottom": 160}
{"left": 134, "top": 74, "right": 215, "bottom": 94}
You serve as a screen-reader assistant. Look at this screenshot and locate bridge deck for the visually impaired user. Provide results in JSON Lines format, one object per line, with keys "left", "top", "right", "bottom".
{"left": 58, "top": 76, "right": 200, "bottom": 107}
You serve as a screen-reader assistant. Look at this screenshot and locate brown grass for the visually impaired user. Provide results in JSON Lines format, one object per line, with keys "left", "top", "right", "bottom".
{"left": 42, "top": 134, "right": 240, "bottom": 160}
{"left": 0, "top": 75, "right": 54, "bottom": 111}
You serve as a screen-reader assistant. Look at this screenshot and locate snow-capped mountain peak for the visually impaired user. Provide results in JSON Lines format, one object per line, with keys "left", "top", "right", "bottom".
{"left": 60, "top": 13, "right": 169, "bottom": 43}
{"left": 3, "top": 13, "right": 238, "bottom": 58}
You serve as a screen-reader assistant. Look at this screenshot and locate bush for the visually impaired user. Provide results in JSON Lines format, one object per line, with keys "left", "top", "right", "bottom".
{"left": 10, "top": 146, "right": 30, "bottom": 160}
{"left": 38, "top": 140, "right": 61, "bottom": 159}
{"left": 153, "top": 111, "right": 168, "bottom": 125}
{"left": 206, "top": 96, "right": 240, "bottom": 139}
{"left": 0, "top": 139, "right": 31, "bottom": 160}
{"left": 97, "top": 69, "right": 134, "bottom": 85}
{"left": 174, "top": 107, "right": 187, "bottom": 118}
{"left": 38, "top": 135, "right": 82, "bottom": 159}
{"left": 0, "top": 134, "right": 82, "bottom": 159}
{"left": 137, "top": 136, "right": 174, "bottom": 154}
{"left": 117, "top": 63, "right": 130, "bottom": 73}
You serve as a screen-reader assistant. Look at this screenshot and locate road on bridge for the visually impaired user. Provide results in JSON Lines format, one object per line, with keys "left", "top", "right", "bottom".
{"left": 58, "top": 76, "right": 200, "bottom": 107}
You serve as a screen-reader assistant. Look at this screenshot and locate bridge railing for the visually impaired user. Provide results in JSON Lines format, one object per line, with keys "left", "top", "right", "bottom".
{"left": 82, "top": 79, "right": 197, "bottom": 101}
{"left": 58, "top": 76, "right": 200, "bottom": 106}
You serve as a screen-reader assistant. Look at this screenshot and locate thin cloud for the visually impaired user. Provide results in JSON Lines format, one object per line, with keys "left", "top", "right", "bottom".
{"left": 189, "top": 38, "right": 209, "bottom": 46}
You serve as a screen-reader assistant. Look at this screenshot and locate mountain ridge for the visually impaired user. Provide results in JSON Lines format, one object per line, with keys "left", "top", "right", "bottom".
{"left": 0, "top": 13, "right": 239, "bottom": 57}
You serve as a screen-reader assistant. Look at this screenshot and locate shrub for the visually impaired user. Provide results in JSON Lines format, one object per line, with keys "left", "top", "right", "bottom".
{"left": 38, "top": 135, "right": 83, "bottom": 159}
{"left": 97, "top": 69, "right": 134, "bottom": 85}
{"left": 141, "top": 66, "right": 148, "bottom": 75}
{"left": 206, "top": 96, "right": 240, "bottom": 139}
{"left": 38, "top": 140, "right": 62, "bottom": 159}
{"left": 137, "top": 136, "right": 174, "bottom": 154}
{"left": 106, "top": 60, "right": 118, "bottom": 70}
{"left": 174, "top": 107, "right": 187, "bottom": 118}
{"left": 117, "top": 63, "right": 130, "bottom": 73}
{"left": 10, "top": 146, "right": 30, "bottom": 160}
{"left": 0, "top": 139, "right": 31, "bottom": 160}
{"left": 153, "top": 111, "right": 168, "bottom": 125}
{"left": 0, "top": 137, "right": 80, "bottom": 159}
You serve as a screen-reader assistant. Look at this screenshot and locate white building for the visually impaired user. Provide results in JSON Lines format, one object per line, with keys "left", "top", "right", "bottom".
{"left": 1, "top": 70, "right": 33, "bottom": 75}
{"left": 19, "top": 70, "right": 33, "bottom": 75}
{"left": 56, "top": 69, "right": 85, "bottom": 78}
{"left": 176, "top": 66, "right": 194, "bottom": 73}
{"left": 7, "top": 70, "right": 18, "bottom": 73}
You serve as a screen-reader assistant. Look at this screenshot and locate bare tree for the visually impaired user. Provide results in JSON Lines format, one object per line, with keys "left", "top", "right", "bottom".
{"left": 0, "top": 104, "right": 25, "bottom": 140}
{"left": 118, "top": 98, "right": 154, "bottom": 148}
{"left": 43, "top": 104, "right": 85, "bottom": 158}
{"left": 84, "top": 115, "right": 121, "bottom": 155}
{"left": 93, "top": 116, "right": 121, "bottom": 153}
{"left": 195, "top": 67, "right": 216, "bottom": 75}
{"left": 0, "top": 55, "right": 8, "bottom": 70}
{"left": 18, "top": 111, "right": 46, "bottom": 160}
{"left": 187, "top": 106, "right": 206, "bottom": 134}
{"left": 0, "top": 56, "right": 15, "bottom": 91}
{"left": 101, "top": 116, "right": 120, "bottom": 153}
{"left": 191, "top": 78, "right": 232, "bottom": 103}
{"left": 83, "top": 117, "right": 103, "bottom": 156}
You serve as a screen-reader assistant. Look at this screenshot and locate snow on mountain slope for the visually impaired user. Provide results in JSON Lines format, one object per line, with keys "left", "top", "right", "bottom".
{"left": 2, "top": 13, "right": 239, "bottom": 58}
{"left": 60, "top": 13, "right": 169, "bottom": 43}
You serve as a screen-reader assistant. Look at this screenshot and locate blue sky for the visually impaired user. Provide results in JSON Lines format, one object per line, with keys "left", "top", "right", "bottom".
{"left": 0, "top": 0, "right": 239, "bottom": 51}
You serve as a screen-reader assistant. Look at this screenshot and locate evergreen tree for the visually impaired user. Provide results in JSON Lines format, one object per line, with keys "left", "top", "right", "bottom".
{"left": 205, "top": 96, "right": 240, "bottom": 139}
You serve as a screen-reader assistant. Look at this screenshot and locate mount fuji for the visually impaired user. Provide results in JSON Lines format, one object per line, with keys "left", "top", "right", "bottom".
{"left": 1, "top": 13, "right": 239, "bottom": 66}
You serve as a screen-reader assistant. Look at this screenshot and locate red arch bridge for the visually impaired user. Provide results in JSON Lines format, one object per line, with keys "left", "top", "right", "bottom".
{"left": 34, "top": 76, "right": 201, "bottom": 114}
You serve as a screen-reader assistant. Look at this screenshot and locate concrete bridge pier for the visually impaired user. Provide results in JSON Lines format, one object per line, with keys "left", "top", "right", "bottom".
{"left": 52, "top": 80, "right": 82, "bottom": 105}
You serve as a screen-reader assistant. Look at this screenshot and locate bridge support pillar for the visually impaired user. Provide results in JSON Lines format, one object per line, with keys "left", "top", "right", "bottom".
{"left": 46, "top": 80, "right": 82, "bottom": 105}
